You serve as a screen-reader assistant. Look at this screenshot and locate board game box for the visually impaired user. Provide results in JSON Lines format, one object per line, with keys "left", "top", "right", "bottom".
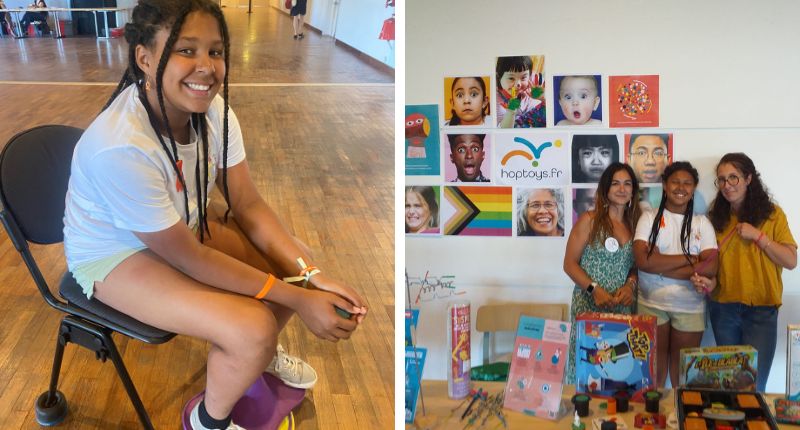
{"left": 574, "top": 312, "right": 656, "bottom": 402}
{"left": 503, "top": 315, "right": 571, "bottom": 420}
{"left": 679, "top": 345, "right": 757, "bottom": 391}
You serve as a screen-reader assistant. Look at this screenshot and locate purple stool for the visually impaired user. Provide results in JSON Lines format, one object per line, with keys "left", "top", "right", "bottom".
{"left": 182, "top": 372, "right": 306, "bottom": 430}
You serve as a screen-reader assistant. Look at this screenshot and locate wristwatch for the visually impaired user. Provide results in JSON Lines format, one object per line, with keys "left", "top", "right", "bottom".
{"left": 586, "top": 281, "right": 598, "bottom": 295}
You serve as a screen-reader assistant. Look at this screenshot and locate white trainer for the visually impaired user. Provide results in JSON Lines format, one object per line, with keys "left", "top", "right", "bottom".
{"left": 266, "top": 344, "right": 318, "bottom": 389}
{"left": 189, "top": 401, "right": 246, "bottom": 430}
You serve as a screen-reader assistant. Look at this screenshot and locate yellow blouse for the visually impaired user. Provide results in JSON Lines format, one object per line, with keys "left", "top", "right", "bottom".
{"left": 713, "top": 205, "right": 797, "bottom": 306}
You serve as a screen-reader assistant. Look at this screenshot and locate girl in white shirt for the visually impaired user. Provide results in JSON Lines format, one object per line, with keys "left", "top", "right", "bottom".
{"left": 63, "top": 1, "right": 366, "bottom": 429}
{"left": 632, "top": 161, "right": 717, "bottom": 388}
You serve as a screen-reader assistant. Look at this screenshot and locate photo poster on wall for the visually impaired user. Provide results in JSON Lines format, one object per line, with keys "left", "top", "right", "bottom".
{"left": 516, "top": 187, "right": 567, "bottom": 237}
{"left": 553, "top": 74, "right": 603, "bottom": 127}
{"left": 405, "top": 104, "right": 441, "bottom": 176}
{"left": 623, "top": 133, "right": 673, "bottom": 184}
{"left": 503, "top": 316, "right": 571, "bottom": 420}
{"left": 443, "top": 132, "right": 492, "bottom": 183}
{"left": 572, "top": 186, "right": 598, "bottom": 226}
{"left": 493, "top": 132, "right": 570, "bottom": 187}
{"left": 442, "top": 76, "right": 493, "bottom": 127}
{"left": 609, "top": 75, "right": 660, "bottom": 128}
{"left": 495, "top": 55, "right": 546, "bottom": 129}
{"left": 570, "top": 133, "right": 621, "bottom": 184}
{"left": 441, "top": 186, "right": 513, "bottom": 236}
{"left": 404, "top": 185, "right": 441, "bottom": 235}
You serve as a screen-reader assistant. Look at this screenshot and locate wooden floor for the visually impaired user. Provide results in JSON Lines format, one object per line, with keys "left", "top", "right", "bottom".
{"left": 0, "top": 5, "right": 394, "bottom": 430}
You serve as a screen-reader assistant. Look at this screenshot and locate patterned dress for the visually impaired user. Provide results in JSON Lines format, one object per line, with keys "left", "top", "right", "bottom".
{"left": 564, "top": 239, "right": 635, "bottom": 384}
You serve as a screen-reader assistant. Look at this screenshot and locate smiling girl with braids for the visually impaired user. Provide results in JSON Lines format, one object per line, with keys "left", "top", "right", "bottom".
{"left": 63, "top": 1, "right": 367, "bottom": 428}
{"left": 632, "top": 162, "right": 718, "bottom": 388}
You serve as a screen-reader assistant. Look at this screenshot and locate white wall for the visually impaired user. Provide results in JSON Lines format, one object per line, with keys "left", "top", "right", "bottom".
{"left": 325, "top": 0, "right": 394, "bottom": 67}
{"left": 405, "top": 0, "right": 800, "bottom": 393}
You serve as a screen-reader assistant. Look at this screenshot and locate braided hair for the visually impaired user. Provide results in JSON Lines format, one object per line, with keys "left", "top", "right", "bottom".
{"left": 101, "top": 0, "right": 232, "bottom": 242}
{"left": 646, "top": 161, "right": 699, "bottom": 263}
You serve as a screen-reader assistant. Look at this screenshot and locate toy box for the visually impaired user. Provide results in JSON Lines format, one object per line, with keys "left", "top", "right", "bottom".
{"left": 786, "top": 324, "right": 800, "bottom": 400}
{"left": 675, "top": 387, "right": 778, "bottom": 430}
{"left": 774, "top": 398, "right": 800, "bottom": 425}
{"left": 574, "top": 312, "right": 656, "bottom": 403}
{"left": 503, "top": 315, "right": 571, "bottom": 420}
{"left": 679, "top": 345, "right": 757, "bottom": 391}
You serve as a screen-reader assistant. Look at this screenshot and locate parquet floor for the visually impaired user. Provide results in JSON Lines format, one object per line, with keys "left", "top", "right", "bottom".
{"left": 0, "top": 4, "right": 394, "bottom": 429}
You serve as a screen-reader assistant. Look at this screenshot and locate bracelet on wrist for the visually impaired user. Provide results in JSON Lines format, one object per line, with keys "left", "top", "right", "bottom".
{"left": 283, "top": 257, "right": 321, "bottom": 288}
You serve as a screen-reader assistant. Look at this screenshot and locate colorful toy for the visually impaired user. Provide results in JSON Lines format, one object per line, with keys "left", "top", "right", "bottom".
{"left": 575, "top": 313, "right": 657, "bottom": 403}
{"left": 593, "top": 415, "right": 628, "bottom": 430}
{"left": 634, "top": 412, "right": 666, "bottom": 429}
{"left": 572, "top": 410, "right": 586, "bottom": 430}
{"left": 679, "top": 345, "right": 757, "bottom": 391}
{"left": 774, "top": 398, "right": 800, "bottom": 425}
{"left": 674, "top": 388, "right": 778, "bottom": 430}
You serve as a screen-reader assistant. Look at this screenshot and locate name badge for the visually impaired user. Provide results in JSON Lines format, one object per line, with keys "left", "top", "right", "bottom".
{"left": 605, "top": 237, "right": 619, "bottom": 253}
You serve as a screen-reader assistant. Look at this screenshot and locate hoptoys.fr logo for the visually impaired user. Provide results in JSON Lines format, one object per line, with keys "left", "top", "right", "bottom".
{"left": 496, "top": 134, "right": 569, "bottom": 186}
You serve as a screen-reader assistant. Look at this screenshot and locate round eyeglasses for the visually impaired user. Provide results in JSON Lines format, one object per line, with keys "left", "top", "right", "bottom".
{"left": 714, "top": 174, "right": 741, "bottom": 188}
{"left": 630, "top": 149, "right": 667, "bottom": 160}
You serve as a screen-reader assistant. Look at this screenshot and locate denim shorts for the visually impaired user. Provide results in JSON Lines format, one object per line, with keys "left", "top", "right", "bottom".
{"left": 638, "top": 302, "right": 705, "bottom": 332}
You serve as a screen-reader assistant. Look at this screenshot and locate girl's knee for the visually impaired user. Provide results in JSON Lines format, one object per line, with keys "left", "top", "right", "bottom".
{"left": 216, "top": 303, "right": 278, "bottom": 356}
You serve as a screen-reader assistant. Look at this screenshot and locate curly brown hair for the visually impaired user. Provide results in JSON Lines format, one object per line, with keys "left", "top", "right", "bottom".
{"left": 707, "top": 153, "right": 774, "bottom": 232}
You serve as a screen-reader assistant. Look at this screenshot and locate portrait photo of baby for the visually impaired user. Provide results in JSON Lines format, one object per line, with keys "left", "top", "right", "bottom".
{"left": 554, "top": 74, "right": 602, "bottom": 126}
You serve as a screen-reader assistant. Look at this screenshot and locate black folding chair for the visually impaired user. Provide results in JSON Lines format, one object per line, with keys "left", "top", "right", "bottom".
{"left": 0, "top": 125, "right": 175, "bottom": 429}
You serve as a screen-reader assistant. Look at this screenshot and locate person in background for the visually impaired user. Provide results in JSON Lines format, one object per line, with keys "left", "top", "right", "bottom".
{"left": 290, "top": 0, "right": 307, "bottom": 39}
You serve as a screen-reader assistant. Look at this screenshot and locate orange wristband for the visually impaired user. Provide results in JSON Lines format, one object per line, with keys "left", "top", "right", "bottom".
{"left": 255, "top": 274, "right": 276, "bottom": 300}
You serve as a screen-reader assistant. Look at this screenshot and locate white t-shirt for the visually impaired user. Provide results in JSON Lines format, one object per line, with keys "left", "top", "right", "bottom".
{"left": 64, "top": 85, "right": 246, "bottom": 270}
{"left": 634, "top": 209, "right": 718, "bottom": 313}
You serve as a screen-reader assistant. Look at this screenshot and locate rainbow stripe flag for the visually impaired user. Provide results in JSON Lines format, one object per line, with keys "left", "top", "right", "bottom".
{"left": 443, "top": 186, "right": 513, "bottom": 236}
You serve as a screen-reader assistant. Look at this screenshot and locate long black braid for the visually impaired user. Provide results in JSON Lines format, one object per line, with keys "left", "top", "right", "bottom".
{"left": 646, "top": 161, "right": 700, "bottom": 266}
{"left": 100, "top": 0, "right": 232, "bottom": 242}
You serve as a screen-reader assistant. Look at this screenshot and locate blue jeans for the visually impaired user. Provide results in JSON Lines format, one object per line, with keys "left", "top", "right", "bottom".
{"left": 709, "top": 301, "right": 778, "bottom": 392}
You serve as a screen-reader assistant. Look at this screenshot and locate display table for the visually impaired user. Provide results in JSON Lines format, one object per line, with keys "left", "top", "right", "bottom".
{"left": 406, "top": 380, "right": 793, "bottom": 429}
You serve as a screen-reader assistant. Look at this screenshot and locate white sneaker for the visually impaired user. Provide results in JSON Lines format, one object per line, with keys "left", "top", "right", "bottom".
{"left": 189, "top": 401, "right": 246, "bottom": 430}
{"left": 266, "top": 344, "right": 318, "bottom": 389}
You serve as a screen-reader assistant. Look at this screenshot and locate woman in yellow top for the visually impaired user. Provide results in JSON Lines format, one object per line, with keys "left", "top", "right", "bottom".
{"left": 691, "top": 153, "right": 797, "bottom": 391}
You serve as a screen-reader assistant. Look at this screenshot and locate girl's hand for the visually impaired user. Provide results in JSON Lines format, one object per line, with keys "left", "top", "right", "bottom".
{"left": 592, "top": 286, "right": 615, "bottom": 308}
{"left": 690, "top": 273, "right": 715, "bottom": 294}
{"left": 736, "top": 222, "right": 760, "bottom": 242}
{"left": 310, "top": 274, "right": 368, "bottom": 323}
{"left": 295, "top": 288, "right": 359, "bottom": 341}
{"left": 614, "top": 283, "right": 635, "bottom": 307}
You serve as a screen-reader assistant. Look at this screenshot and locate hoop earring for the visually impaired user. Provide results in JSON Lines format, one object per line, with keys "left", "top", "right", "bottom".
{"left": 145, "top": 80, "right": 152, "bottom": 91}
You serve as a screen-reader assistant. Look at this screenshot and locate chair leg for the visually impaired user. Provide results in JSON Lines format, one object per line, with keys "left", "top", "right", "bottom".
{"left": 102, "top": 331, "right": 155, "bottom": 430}
{"left": 34, "top": 330, "right": 69, "bottom": 426}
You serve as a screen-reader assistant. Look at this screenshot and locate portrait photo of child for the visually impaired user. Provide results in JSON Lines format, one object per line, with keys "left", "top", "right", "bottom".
{"left": 495, "top": 55, "right": 546, "bottom": 128}
{"left": 555, "top": 74, "right": 602, "bottom": 126}
{"left": 443, "top": 76, "right": 492, "bottom": 127}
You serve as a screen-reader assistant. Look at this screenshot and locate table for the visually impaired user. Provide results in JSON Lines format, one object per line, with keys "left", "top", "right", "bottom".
{"left": 406, "top": 380, "right": 794, "bottom": 429}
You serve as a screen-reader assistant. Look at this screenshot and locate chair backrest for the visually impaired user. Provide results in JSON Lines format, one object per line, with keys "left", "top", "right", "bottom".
{"left": 476, "top": 302, "right": 569, "bottom": 365}
{"left": 0, "top": 125, "right": 83, "bottom": 245}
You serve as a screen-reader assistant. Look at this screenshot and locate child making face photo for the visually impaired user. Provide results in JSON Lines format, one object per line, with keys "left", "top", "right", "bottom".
{"left": 496, "top": 55, "right": 546, "bottom": 128}
{"left": 444, "top": 76, "right": 491, "bottom": 126}
{"left": 556, "top": 75, "right": 602, "bottom": 126}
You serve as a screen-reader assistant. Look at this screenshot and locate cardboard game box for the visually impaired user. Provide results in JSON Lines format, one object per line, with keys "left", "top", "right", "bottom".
{"left": 679, "top": 345, "right": 757, "bottom": 391}
{"left": 503, "top": 315, "right": 571, "bottom": 420}
{"left": 574, "top": 312, "right": 656, "bottom": 402}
